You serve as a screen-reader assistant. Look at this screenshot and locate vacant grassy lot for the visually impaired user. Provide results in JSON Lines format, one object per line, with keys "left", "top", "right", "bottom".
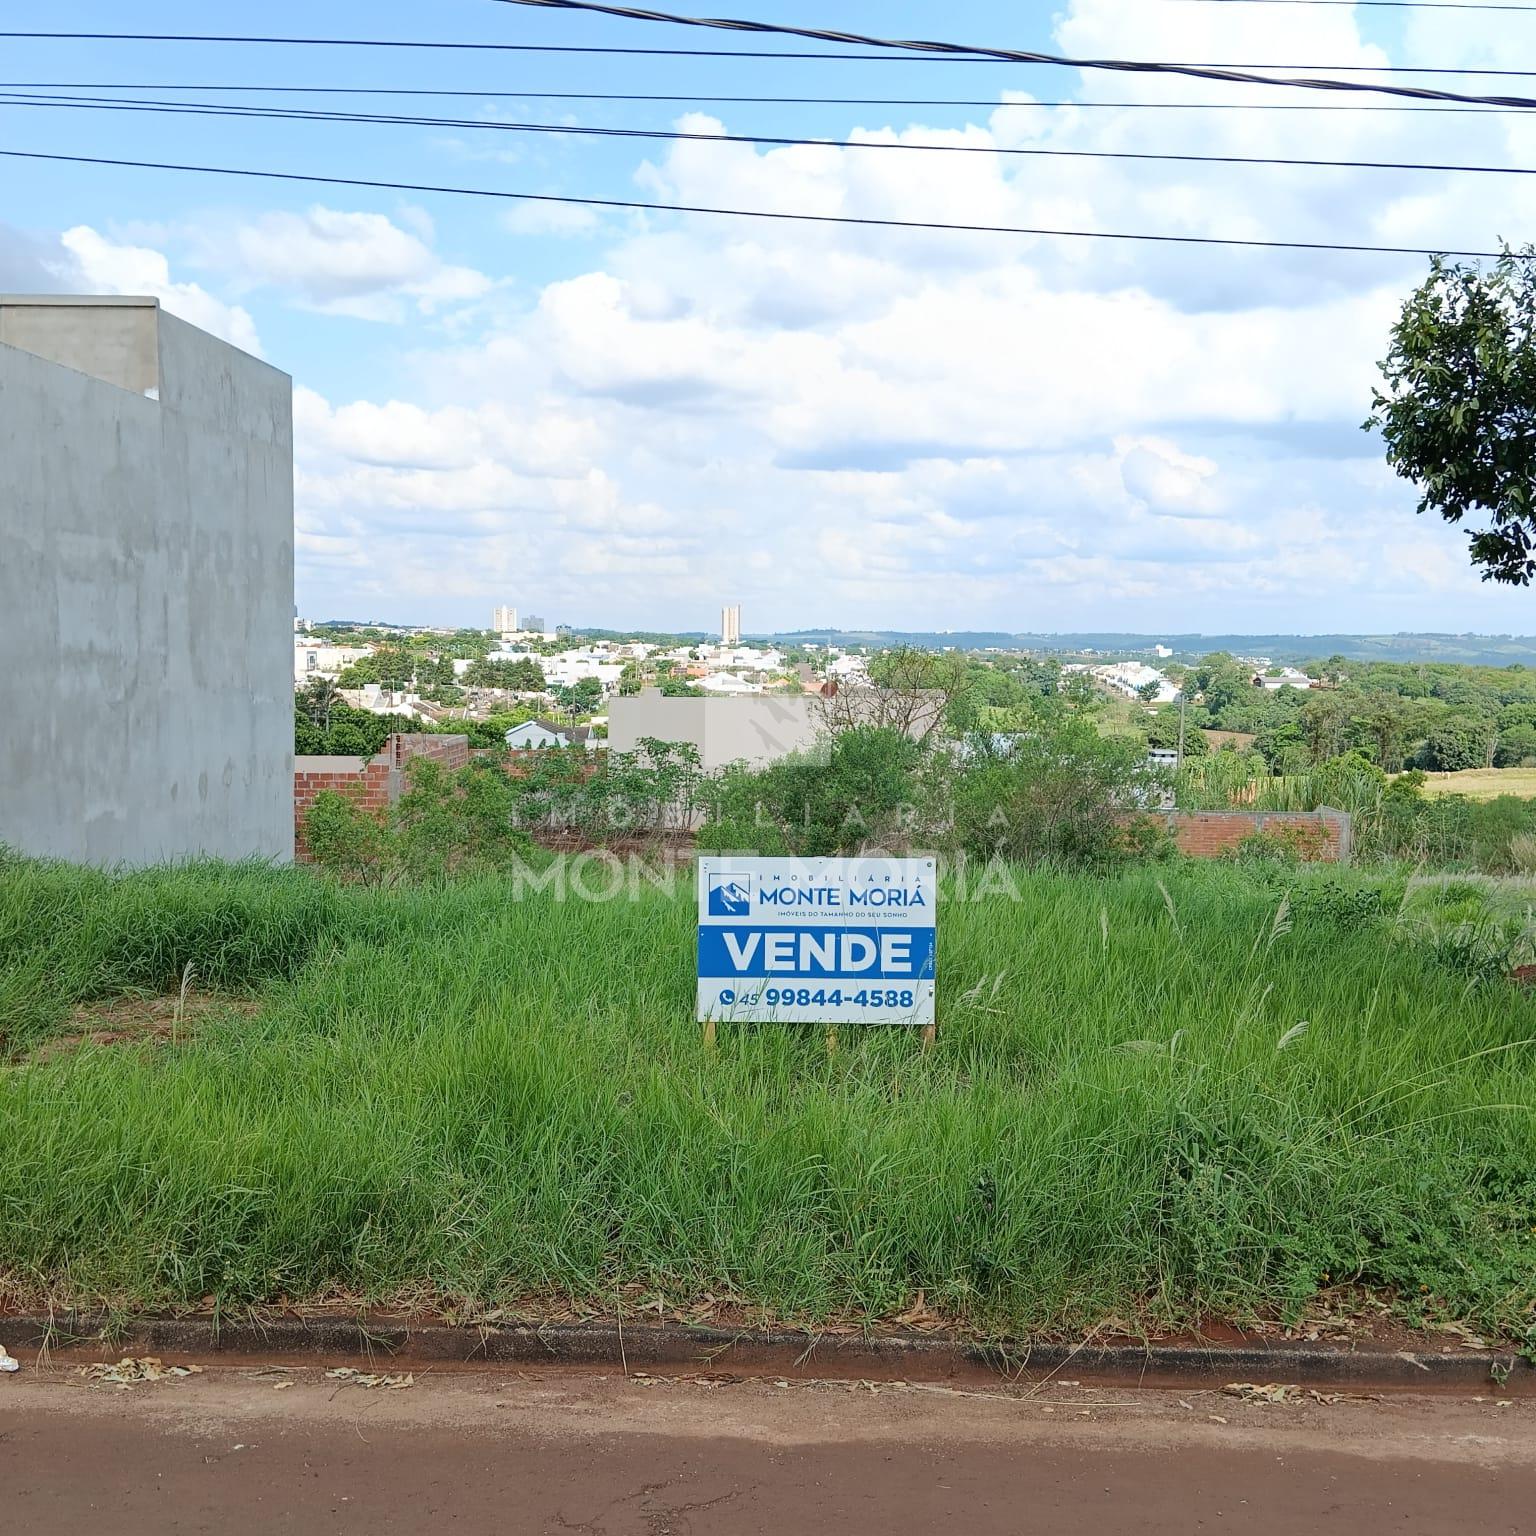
{"left": 2, "top": 854, "right": 1534, "bottom": 1342}
{"left": 1422, "top": 767, "right": 1536, "bottom": 801}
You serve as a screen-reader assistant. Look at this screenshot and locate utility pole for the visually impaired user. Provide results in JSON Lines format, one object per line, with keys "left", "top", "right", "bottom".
{"left": 1176, "top": 690, "right": 1188, "bottom": 771}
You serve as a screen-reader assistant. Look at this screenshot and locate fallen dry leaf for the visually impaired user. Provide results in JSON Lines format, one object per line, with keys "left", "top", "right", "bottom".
{"left": 1224, "top": 1382, "right": 1299, "bottom": 1404}
{"left": 83, "top": 1358, "right": 203, "bottom": 1388}
{"left": 324, "top": 1367, "right": 414, "bottom": 1391}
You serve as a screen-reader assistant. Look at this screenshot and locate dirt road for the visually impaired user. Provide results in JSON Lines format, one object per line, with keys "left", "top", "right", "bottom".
{"left": 2, "top": 1360, "right": 1533, "bottom": 1533}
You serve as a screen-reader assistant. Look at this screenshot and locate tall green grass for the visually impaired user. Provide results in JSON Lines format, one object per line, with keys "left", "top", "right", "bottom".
{"left": 2, "top": 855, "right": 1534, "bottom": 1338}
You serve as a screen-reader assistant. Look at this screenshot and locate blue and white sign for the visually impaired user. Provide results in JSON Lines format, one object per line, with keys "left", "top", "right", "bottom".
{"left": 697, "top": 857, "right": 936, "bottom": 1027}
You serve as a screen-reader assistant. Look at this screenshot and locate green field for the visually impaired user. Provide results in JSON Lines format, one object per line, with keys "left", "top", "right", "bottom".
{"left": 3, "top": 854, "right": 1535, "bottom": 1343}
{"left": 1421, "top": 767, "right": 1536, "bottom": 801}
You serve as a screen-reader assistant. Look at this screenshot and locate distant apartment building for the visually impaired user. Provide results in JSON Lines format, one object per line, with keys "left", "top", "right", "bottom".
{"left": 1, "top": 295, "right": 293, "bottom": 863}
{"left": 721, "top": 604, "right": 742, "bottom": 647}
{"left": 524, "top": 613, "right": 546, "bottom": 634}
{"left": 492, "top": 604, "right": 519, "bottom": 635}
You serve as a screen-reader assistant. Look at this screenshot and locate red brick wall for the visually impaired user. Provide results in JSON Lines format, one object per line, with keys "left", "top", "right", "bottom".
{"left": 294, "top": 733, "right": 469, "bottom": 860}
{"left": 1154, "top": 810, "right": 1350, "bottom": 862}
{"left": 390, "top": 733, "right": 470, "bottom": 772}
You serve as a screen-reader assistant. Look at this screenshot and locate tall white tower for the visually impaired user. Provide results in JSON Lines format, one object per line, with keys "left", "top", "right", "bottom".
{"left": 492, "top": 605, "right": 518, "bottom": 635}
{"left": 721, "top": 604, "right": 741, "bottom": 646}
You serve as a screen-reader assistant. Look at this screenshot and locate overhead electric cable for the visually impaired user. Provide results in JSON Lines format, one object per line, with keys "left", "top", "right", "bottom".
{"left": 0, "top": 147, "right": 1522, "bottom": 258}
{"left": 8, "top": 90, "right": 1536, "bottom": 178}
{"left": 7, "top": 30, "right": 1536, "bottom": 87}
{"left": 487, "top": 0, "right": 1536, "bottom": 104}
{"left": 2, "top": 80, "right": 1533, "bottom": 114}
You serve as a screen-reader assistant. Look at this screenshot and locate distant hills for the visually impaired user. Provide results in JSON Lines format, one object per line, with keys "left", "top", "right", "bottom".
{"left": 764, "top": 631, "right": 1536, "bottom": 666}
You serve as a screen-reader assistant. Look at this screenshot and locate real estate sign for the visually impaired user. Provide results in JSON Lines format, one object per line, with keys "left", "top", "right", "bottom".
{"left": 697, "top": 857, "right": 936, "bottom": 1027}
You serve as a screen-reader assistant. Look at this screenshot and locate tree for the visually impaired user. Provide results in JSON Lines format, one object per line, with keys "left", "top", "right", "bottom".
{"left": 1145, "top": 706, "right": 1207, "bottom": 757}
{"left": 1420, "top": 719, "right": 1497, "bottom": 772}
{"left": 699, "top": 726, "right": 921, "bottom": 858}
{"left": 1300, "top": 692, "right": 1352, "bottom": 764}
{"left": 296, "top": 677, "right": 342, "bottom": 734}
{"left": 818, "top": 647, "right": 970, "bottom": 744}
{"left": 1189, "top": 652, "right": 1249, "bottom": 719}
{"left": 1368, "top": 248, "right": 1536, "bottom": 585}
{"left": 552, "top": 677, "right": 604, "bottom": 719}
{"left": 947, "top": 717, "right": 1155, "bottom": 869}
{"left": 1352, "top": 696, "right": 1408, "bottom": 773}
{"left": 463, "top": 657, "right": 545, "bottom": 691}
{"left": 1135, "top": 680, "right": 1162, "bottom": 706}
{"left": 1495, "top": 722, "right": 1536, "bottom": 766}
{"left": 1254, "top": 719, "right": 1308, "bottom": 775}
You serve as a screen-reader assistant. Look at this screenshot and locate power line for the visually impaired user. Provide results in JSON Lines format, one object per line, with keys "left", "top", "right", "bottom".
{"left": 0, "top": 147, "right": 1520, "bottom": 258}
{"left": 10, "top": 90, "right": 1536, "bottom": 179}
{"left": 490, "top": 0, "right": 1536, "bottom": 105}
{"left": 8, "top": 31, "right": 1536, "bottom": 82}
{"left": 3, "top": 80, "right": 1532, "bottom": 115}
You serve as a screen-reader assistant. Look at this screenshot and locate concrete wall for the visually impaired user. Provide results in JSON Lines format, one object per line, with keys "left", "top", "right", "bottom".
{"left": 607, "top": 692, "right": 824, "bottom": 771}
{"left": 0, "top": 296, "right": 160, "bottom": 396}
{"left": 0, "top": 297, "right": 295, "bottom": 864}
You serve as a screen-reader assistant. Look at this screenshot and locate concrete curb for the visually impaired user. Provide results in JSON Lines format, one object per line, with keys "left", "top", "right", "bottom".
{"left": 4, "top": 1313, "right": 1530, "bottom": 1390}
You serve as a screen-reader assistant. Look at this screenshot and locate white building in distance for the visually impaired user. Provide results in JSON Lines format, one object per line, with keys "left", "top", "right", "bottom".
{"left": 721, "top": 604, "right": 742, "bottom": 646}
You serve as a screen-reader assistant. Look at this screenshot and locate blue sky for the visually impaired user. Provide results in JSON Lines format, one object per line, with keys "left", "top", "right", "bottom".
{"left": 5, "top": 0, "right": 1536, "bottom": 635}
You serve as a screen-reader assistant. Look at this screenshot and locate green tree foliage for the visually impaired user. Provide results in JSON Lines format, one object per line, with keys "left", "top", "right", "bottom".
{"left": 305, "top": 758, "right": 533, "bottom": 884}
{"left": 1300, "top": 692, "right": 1352, "bottom": 764}
{"left": 1310, "top": 750, "right": 1388, "bottom": 813}
{"left": 829, "top": 646, "right": 975, "bottom": 740}
{"left": 1351, "top": 697, "right": 1408, "bottom": 772}
{"left": 1495, "top": 721, "right": 1536, "bottom": 766}
{"left": 1419, "top": 719, "right": 1497, "bottom": 772}
{"left": 699, "top": 727, "right": 922, "bottom": 858}
{"left": 1369, "top": 248, "right": 1536, "bottom": 584}
{"left": 1254, "top": 719, "right": 1308, "bottom": 775}
{"left": 463, "top": 657, "right": 546, "bottom": 691}
{"left": 294, "top": 696, "right": 423, "bottom": 757}
{"left": 1189, "top": 652, "right": 1250, "bottom": 715}
{"left": 946, "top": 717, "right": 1158, "bottom": 869}
{"left": 552, "top": 677, "right": 605, "bottom": 718}
{"left": 1145, "top": 706, "right": 1207, "bottom": 757}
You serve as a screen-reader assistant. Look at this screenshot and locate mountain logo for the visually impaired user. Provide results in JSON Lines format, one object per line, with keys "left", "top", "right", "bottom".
{"left": 707, "top": 872, "right": 753, "bottom": 917}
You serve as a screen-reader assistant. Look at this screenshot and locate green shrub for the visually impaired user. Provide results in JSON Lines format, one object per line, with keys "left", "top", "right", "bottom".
{"left": 304, "top": 759, "right": 533, "bottom": 885}
{"left": 947, "top": 718, "right": 1152, "bottom": 869}
{"left": 698, "top": 727, "right": 922, "bottom": 857}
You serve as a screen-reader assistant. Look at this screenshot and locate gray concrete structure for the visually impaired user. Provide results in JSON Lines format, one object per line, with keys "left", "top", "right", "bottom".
{"left": 1, "top": 296, "right": 294, "bottom": 864}
{"left": 607, "top": 691, "right": 825, "bottom": 771}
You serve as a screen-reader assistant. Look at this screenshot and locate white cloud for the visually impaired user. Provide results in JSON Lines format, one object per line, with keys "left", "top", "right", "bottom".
{"left": 0, "top": 222, "right": 78, "bottom": 292}
{"left": 259, "top": 0, "right": 1536, "bottom": 631}
{"left": 60, "top": 226, "right": 262, "bottom": 356}
{"left": 1119, "top": 437, "right": 1222, "bottom": 518}
{"left": 194, "top": 205, "right": 493, "bottom": 322}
